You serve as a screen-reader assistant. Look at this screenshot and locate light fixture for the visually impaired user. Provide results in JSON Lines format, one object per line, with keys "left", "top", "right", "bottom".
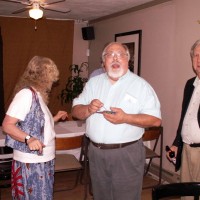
{"left": 29, "top": 2, "right": 43, "bottom": 20}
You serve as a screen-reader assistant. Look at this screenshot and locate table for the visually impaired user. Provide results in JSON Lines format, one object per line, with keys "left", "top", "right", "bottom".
{"left": 0, "top": 126, "right": 6, "bottom": 146}
{"left": 0, "top": 120, "right": 86, "bottom": 159}
{"left": 55, "top": 120, "right": 85, "bottom": 138}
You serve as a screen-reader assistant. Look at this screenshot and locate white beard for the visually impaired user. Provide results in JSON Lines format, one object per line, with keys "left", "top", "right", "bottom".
{"left": 107, "top": 67, "right": 124, "bottom": 79}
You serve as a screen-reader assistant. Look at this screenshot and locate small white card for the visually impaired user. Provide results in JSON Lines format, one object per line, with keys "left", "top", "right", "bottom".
{"left": 124, "top": 93, "right": 137, "bottom": 104}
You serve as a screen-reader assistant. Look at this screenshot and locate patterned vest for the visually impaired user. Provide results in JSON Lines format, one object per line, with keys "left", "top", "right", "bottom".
{"left": 5, "top": 87, "right": 45, "bottom": 154}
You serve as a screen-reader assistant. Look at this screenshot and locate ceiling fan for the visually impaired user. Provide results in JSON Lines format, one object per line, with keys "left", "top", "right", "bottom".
{"left": 0, "top": 0, "right": 71, "bottom": 20}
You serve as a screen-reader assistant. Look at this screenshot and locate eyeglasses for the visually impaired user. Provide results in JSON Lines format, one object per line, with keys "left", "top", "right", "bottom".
{"left": 104, "top": 52, "right": 128, "bottom": 59}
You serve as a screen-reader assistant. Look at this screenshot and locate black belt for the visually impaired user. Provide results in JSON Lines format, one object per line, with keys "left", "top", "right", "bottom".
{"left": 91, "top": 140, "right": 139, "bottom": 149}
{"left": 190, "top": 143, "right": 200, "bottom": 147}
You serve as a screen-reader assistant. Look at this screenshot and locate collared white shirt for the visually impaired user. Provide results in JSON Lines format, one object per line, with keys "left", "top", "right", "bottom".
{"left": 182, "top": 77, "right": 200, "bottom": 144}
{"left": 73, "top": 70, "right": 161, "bottom": 144}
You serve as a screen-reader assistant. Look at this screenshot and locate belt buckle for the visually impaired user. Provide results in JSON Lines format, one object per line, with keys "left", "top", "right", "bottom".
{"left": 96, "top": 143, "right": 102, "bottom": 149}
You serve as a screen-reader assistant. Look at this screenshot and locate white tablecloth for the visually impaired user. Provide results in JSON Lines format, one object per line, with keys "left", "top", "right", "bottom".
{"left": 0, "top": 126, "right": 6, "bottom": 146}
{"left": 55, "top": 120, "right": 85, "bottom": 138}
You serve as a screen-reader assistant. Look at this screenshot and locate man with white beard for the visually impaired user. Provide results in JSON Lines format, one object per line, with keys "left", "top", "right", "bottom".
{"left": 72, "top": 42, "right": 162, "bottom": 200}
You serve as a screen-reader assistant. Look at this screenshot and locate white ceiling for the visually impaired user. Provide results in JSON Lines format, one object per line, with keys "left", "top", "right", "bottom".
{"left": 0, "top": 0, "right": 170, "bottom": 22}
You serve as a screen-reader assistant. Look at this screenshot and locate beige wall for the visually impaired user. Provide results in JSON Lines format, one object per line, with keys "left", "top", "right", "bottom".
{"left": 88, "top": 0, "right": 200, "bottom": 174}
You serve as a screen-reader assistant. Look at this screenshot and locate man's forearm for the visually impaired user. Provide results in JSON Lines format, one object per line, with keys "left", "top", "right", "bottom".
{"left": 72, "top": 104, "right": 91, "bottom": 120}
{"left": 125, "top": 114, "right": 161, "bottom": 128}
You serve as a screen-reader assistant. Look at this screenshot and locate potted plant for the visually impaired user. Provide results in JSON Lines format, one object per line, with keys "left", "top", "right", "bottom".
{"left": 59, "top": 62, "right": 88, "bottom": 104}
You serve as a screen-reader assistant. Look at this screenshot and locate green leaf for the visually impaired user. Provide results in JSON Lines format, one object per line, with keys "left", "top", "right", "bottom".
{"left": 58, "top": 62, "right": 88, "bottom": 104}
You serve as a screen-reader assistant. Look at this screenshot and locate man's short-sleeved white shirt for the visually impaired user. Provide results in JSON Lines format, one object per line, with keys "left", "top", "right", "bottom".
{"left": 6, "top": 88, "right": 55, "bottom": 163}
{"left": 73, "top": 70, "right": 161, "bottom": 144}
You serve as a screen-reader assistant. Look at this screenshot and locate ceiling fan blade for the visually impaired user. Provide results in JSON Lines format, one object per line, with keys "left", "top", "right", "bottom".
{"left": 12, "top": 6, "right": 30, "bottom": 14}
{"left": 42, "top": 6, "right": 71, "bottom": 14}
{"left": 39, "top": 0, "right": 70, "bottom": 14}
{"left": 0, "top": 0, "right": 31, "bottom": 5}
{"left": 42, "top": 0, "right": 65, "bottom": 6}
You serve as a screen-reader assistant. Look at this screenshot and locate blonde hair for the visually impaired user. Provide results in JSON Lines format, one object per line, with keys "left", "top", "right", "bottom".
{"left": 13, "top": 56, "right": 59, "bottom": 104}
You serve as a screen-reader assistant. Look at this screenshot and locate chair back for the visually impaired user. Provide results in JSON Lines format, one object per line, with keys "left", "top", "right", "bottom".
{"left": 54, "top": 134, "right": 87, "bottom": 199}
{"left": 143, "top": 126, "right": 163, "bottom": 142}
{"left": 152, "top": 182, "right": 200, "bottom": 200}
{"left": 0, "top": 146, "right": 13, "bottom": 189}
{"left": 0, "top": 146, "right": 13, "bottom": 155}
{"left": 142, "top": 126, "right": 163, "bottom": 188}
{"left": 55, "top": 135, "right": 83, "bottom": 151}
{"left": 143, "top": 126, "right": 163, "bottom": 153}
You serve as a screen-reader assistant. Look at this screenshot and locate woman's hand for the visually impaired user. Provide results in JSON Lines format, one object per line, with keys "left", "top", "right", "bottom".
{"left": 27, "top": 137, "right": 45, "bottom": 154}
{"left": 53, "top": 111, "right": 68, "bottom": 122}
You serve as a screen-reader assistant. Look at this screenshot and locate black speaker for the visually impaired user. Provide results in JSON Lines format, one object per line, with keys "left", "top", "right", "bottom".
{"left": 82, "top": 26, "right": 95, "bottom": 40}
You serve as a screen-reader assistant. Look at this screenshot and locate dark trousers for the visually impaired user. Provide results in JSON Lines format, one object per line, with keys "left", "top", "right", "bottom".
{"left": 88, "top": 139, "right": 145, "bottom": 200}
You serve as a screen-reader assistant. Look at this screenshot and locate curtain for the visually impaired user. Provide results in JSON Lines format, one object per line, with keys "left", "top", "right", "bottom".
{"left": 0, "top": 17, "right": 74, "bottom": 115}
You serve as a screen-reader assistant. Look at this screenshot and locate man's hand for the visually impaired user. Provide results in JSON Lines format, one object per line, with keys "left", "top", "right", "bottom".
{"left": 166, "top": 145, "right": 178, "bottom": 162}
{"left": 103, "top": 107, "right": 125, "bottom": 124}
{"left": 88, "top": 99, "right": 104, "bottom": 114}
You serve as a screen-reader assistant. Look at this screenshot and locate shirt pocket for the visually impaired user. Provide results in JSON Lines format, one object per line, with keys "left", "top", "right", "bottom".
{"left": 119, "top": 93, "right": 140, "bottom": 114}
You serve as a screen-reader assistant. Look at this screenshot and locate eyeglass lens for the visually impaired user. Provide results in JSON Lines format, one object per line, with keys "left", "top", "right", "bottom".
{"left": 105, "top": 52, "right": 127, "bottom": 59}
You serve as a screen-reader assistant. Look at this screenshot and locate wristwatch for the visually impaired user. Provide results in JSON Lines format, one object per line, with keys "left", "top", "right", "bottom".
{"left": 25, "top": 135, "right": 32, "bottom": 145}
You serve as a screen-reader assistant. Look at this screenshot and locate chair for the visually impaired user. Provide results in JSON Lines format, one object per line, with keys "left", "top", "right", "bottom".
{"left": 54, "top": 134, "right": 88, "bottom": 200}
{"left": 0, "top": 146, "right": 13, "bottom": 200}
{"left": 81, "top": 135, "right": 93, "bottom": 196}
{"left": 142, "top": 126, "right": 163, "bottom": 188}
{"left": 152, "top": 182, "right": 200, "bottom": 200}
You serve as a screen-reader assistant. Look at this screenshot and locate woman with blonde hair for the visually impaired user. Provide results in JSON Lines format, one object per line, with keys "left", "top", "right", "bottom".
{"left": 2, "top": 56, "right": 68, "bottom": 200}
